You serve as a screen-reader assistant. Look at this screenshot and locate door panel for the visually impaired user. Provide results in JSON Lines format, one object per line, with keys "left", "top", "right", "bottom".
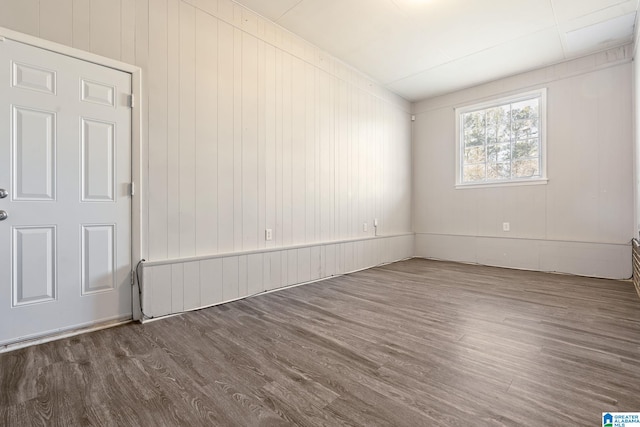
{"left": 11, "top": 61, "right": 56, "bottom": 94}
{"left": 0, "top": 38, "right": 132, "bottom": 346}
{"left": 81, "top": 224, "right": 116, "bottom": 295}
{"left": 12, "top": 226, "right": 56, "bottom": 306}
{"left": 81, "top": 79, "right": 115, "bottom": 107}
{"left": 81, "top": 118, "right": 116, "bottom": 202}
{"left": 12, "top": 106, "right": 56, "bottom": 200}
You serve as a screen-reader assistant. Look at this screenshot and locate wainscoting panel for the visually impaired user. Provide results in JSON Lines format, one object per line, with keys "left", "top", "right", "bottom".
{"left": 415, "top": 233, "right": 631, "bottom": 280}
{"left": 141, "top": 233, "right": 414, "bottom": 319}
{"left": 632, "top": 239, "right": 640, "bottom": 298}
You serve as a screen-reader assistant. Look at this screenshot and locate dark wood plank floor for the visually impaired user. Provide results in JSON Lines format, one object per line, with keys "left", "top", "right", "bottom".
{"left": 2, "top": 258, "right": 640, "bottom": 426}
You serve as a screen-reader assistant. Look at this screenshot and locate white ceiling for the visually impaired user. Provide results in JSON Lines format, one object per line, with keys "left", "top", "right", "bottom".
{"left": 233, "top": 0, "right": 639, "bottom": 101}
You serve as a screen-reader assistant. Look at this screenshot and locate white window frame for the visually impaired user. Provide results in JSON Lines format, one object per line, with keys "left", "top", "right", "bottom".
{"left": 455, "top": 88, "right": 548, "bottom": 189}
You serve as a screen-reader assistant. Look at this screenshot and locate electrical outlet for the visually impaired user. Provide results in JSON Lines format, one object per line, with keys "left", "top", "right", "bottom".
{"left": 502, "top": 222, "right": 510, "bottom": 232}
{"left": 265, "top": 228, "right": 273, "bottom": 241}
{"left": 363, "top": 222, "right": 368, "bottom": 232}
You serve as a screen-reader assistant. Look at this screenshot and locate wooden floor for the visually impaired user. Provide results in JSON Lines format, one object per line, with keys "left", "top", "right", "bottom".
{"left": 2, "top": 259, "right": 640, "bottom": 426}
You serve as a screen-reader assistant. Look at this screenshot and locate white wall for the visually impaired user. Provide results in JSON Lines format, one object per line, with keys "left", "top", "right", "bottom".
{"left": 0, "top": 0, "right": 413, "bottom": 318}
{"left": 7, "top": 0, "right": 629, "bottom": 310}
{"left": 413, "top": 45, "right": 634, "bottom": 279}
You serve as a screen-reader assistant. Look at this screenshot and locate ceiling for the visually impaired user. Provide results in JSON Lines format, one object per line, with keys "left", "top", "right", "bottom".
{"left": 232, "top": 0, "right": 639, "bottom": 101}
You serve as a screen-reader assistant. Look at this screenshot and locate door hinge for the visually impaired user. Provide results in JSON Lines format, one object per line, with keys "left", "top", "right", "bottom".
{"left": 131, "top": 270, "right": 135, "bottom": 286}
{"left": 129, "top": 182, "right": 135, "bottom": 196}
{"left": 127, "top": 94, "right": 134, "bottom": 108}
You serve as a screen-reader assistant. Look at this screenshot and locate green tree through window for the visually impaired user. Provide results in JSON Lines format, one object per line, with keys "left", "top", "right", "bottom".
{"left": 457, "top": 89, "right": 546, "bottom": 186}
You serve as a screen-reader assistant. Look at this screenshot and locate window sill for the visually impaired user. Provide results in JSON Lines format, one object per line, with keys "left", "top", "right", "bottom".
{"left": 455, "top": 178, "right": 548, "bottom": 190}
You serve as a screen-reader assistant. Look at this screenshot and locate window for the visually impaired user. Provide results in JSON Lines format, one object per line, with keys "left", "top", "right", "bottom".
{"left": 456, "top": 89, "right": 547, "bottom": 187}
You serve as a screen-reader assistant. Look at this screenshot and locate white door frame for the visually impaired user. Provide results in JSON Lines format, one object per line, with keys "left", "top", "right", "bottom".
{"left": 0, "top": 26, "right": 146, "bottom": 322}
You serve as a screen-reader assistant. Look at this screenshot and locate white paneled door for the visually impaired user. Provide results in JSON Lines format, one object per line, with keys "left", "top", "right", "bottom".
{"left": 0, "top": 38, "right": 132, "bottom": 346}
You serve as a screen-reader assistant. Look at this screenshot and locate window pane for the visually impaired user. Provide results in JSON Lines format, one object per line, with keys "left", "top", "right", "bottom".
{"left": 463, "top": 111, "right": 485, "bottom": 146}
{"left": 486, "top": 106, "right": 509, "bottom": 144}
{"left": 487, "top": 162, "right": 510, "bottom": 180}
{"left": 512, "top": 159, "right": 539, "bottom": 178}
{"left": 487, "top": 143, "right": 510, "bottom": 162}
{"left": 511, "top": 98, "right": 538, "bottom": 120}
{"left": 514, "top": 118, "right": 538, "bottom": 140}
{"left": 497, "top": 110, "right": 511, "bottom": 143}
{"left": 513, "top": 139, "right": 539, "bottom": 160}
{"left": 463, "top": 164, "right": 485, "bottom": 182}
{"left": 486, "top": 121, "right": 497, "bottom": 145}
{"left": 464, "top": 146, "right": 485, "bottom": 164}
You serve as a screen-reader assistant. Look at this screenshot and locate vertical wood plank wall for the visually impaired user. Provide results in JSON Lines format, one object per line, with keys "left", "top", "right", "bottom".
{"left": 0, "top": 0, "right": 414, "bottom": 318}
